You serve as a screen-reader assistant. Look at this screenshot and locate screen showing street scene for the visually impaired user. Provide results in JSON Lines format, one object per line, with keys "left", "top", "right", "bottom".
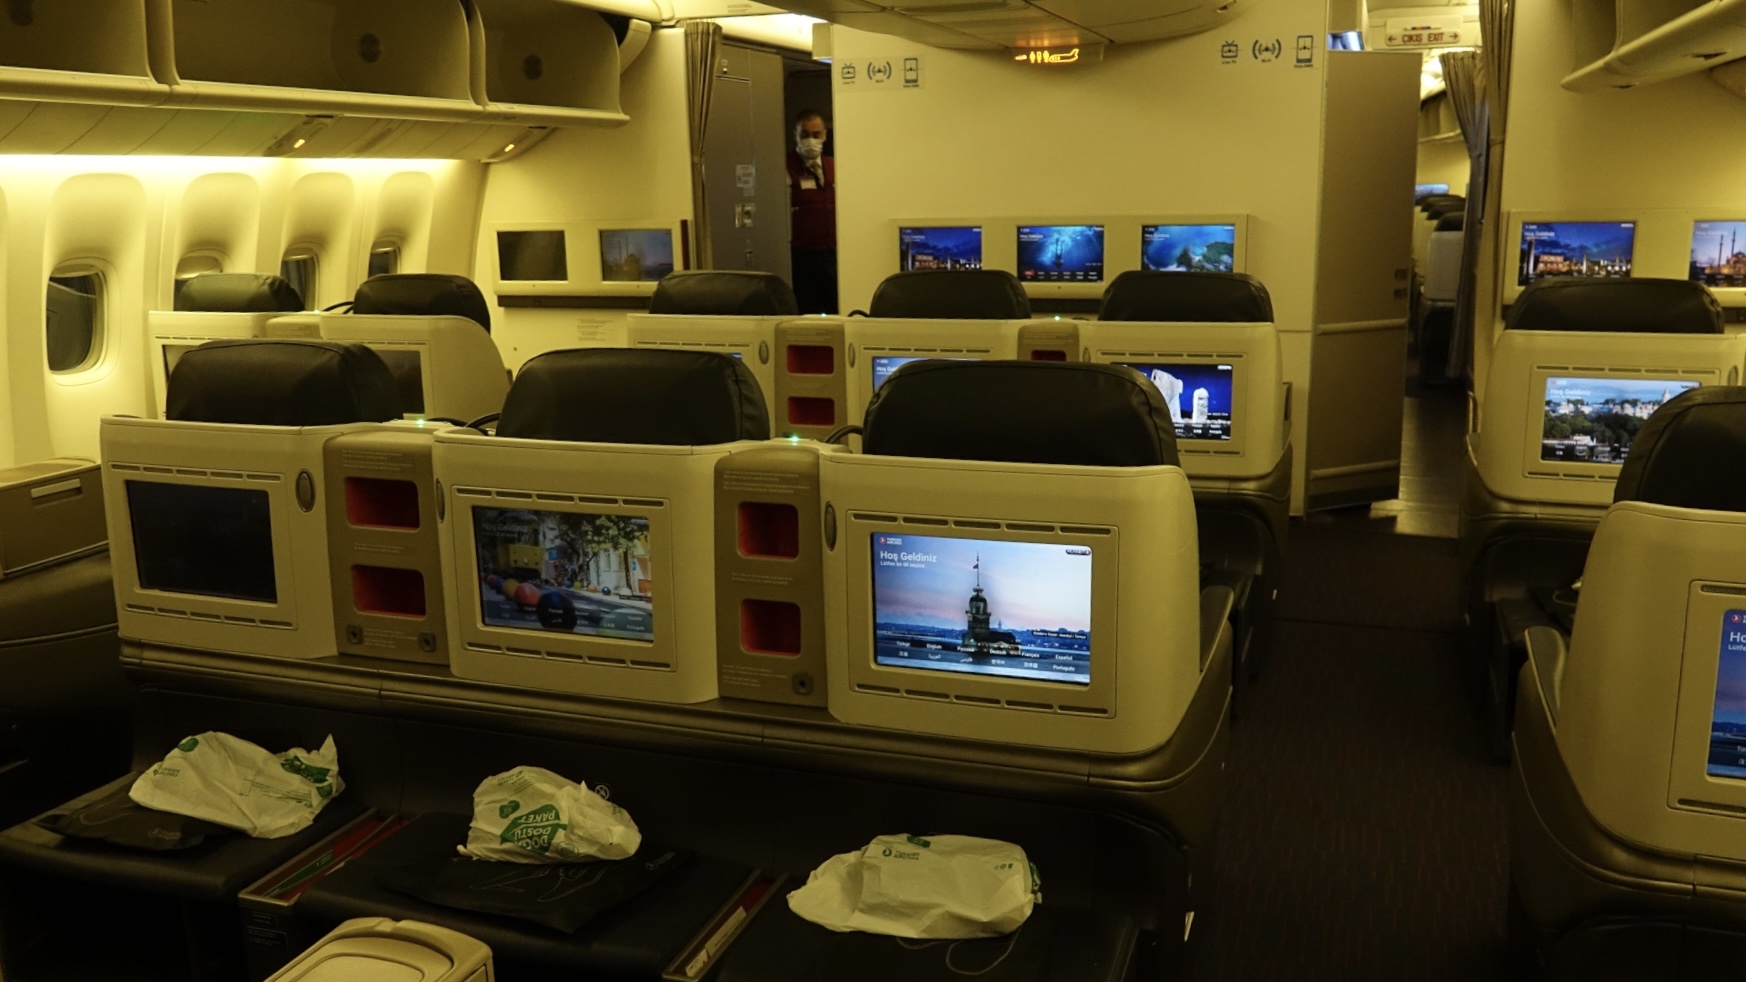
{"left": 900, "top": 226, "right": 982, "bottom": 271}
{"left": 1517, "top": 221, "right": 1635, "bottom": 286}
{"left": 1689, "top": 221, "right": 1746, "bottom": 288}
{"left": 1541, "top": 376, "right": 1698, "bottom": 464}
{"left": 870, "top": 355, "right": 971, "bottom": 392}
{"left": 1017, "top": 225, "right": 1105, "bottom": 283}
{"left": 1141, "top": 224, "right": 1237, "bottom": 273}
{"left": 473, "top": 507, "right": 654, "bottom": 643}
{"left": 871, "top": 533, "right": 1092, "bottom": 686}
{"left": 1126, "top": 362, "right": 1235, "bottom": 441}
{"left": 599, "top": 229, "right": 675, "bottom": 283}
{"left": 1710, "top": 610, "right": 1746, "bottom": 779}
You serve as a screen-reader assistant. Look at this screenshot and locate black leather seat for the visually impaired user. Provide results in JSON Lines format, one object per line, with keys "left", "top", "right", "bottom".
{"left": 352, "top": 273, "right": 491, "bottom": 333}
{"left": 174, "top": 272, "right": 304, "bottom": 313}
{"left": 1507, "top": 278, "right": 1723, "bottom": 334}
{"left": 166, "top": 339, "right": 404, "bottom": 426}
{"left": 866, "top": 270, "right": 1031, "bottom": 320}
{"left": 1435, "top": 213, "right": 1465, "bottom": 232}
{"left": 864, "top": 359, "right": 1176, "bottom": 466}
{"left": 649, "top": 270, "right": 799, "bottom": 316}
{"left": 1613, "top": 385, "right": 1746, "bottom": 510}
{"left": 496, "top": 348, "right": 770, "bottom": 444}
{"left": 1097, "top": 270, "right": 1274, "bottom": 323}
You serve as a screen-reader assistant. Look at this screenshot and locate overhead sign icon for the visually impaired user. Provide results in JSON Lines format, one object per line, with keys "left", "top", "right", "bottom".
{"left": 868, "top": 60, "right": 894, "bottom": 83}
{"left": 1295, "top": 35, "right": 1314, "bottom": 65}
{"left": 1252, "top": 38, "right": 1282, "bottom": 62}
{"left": 1220, "top": 40, "right": 1239, "bottom": 60}
{"left": 839, "top": 62, "right": 856, "bottom": 82}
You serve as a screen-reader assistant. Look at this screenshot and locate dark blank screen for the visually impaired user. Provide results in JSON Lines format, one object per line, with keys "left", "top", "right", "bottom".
{"left": 374, "top": 348, "right": 425, "bottom": 415}
{"left": 127, "top": 481, "right": 277, "bottom": 603}
{"left": 497, "top": 230, "right": 568, "bottom": 282}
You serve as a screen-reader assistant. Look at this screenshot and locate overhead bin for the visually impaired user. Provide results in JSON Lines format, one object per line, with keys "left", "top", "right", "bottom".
{"left": 468, "top": 0, "right": 627, "bottom": 124}
{"left": 0, "top": 0, "right": 166, "bottom": 106}
{"left": 1565, "top": 0, "right": 1746, "bottom": 91}
{"left": 147, "top": 0, "right": 482, "bottom": 121}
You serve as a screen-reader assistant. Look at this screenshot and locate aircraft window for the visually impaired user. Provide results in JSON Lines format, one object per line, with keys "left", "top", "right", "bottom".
{"left": 173, "top": 254, "right": 224, "bottom": 305}
{"left": 46, "top": 267, "right": 104, "bottom": 374}
{"left": 280, "top": 250, "right": 318, "bottom": 310}
{"left": 368, "top": 243, "right": 401, "bottom": 279}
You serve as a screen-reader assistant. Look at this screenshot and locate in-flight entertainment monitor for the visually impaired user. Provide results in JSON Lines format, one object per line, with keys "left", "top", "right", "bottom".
{"left": 1017, "top": 225, "right": 1105, "bottom": 283}
{"left": 1414, "top": 183, "right": 1450, "bottom": 203}
{"left": 1141, "top": 224, "right": 1238, "bottom": 274}
{"left": 871, "top": 532, "right": 1092, "bottom": 686}
{"left": 1710, "top": 608, "right": 1746, "bottom": 780}
{"left": 127, "top": 481, "right": 277, "bottom": 603}
{"left": 1124, "top": 362, "right": 1235, "bottom": 441}
{"left": 374, "top": 349, "right": 425, "bottom": 415}
{"left": 900, "top": 226, "right": 983, "bottom": 272}
{"left": 869, "top": 355, "right": 972, "bottom": 392}
{"left": 600, "top": 229, "right": 676, "bottom": 283}
{"left": 1690, "top": 220, "right": 1746, "bottom": 289}
{"left": 1540, "top": 375, "right": 1698, "bottom": 464}
{"left": 472, "top": 506, "right": 654, "bottom": 644}
{"left": 1517, "top": 221, "right": 1636, "bottom": 287}
{"left": 497, "top": 230, "right": 569, "bottom": 282}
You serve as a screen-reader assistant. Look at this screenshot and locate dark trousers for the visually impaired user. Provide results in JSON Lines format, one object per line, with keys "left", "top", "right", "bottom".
{"left": 791, "top": 249, "right": 838, "bottom": 315}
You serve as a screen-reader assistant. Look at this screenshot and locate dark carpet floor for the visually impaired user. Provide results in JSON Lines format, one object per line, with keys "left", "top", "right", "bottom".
{"left": 1188, "top": 484, "right": 1513, "bottom": 978}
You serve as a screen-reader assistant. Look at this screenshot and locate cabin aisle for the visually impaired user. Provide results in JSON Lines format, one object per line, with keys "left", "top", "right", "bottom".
{"left": 1189, "top": 374, "right": 1515, "bottom": 980}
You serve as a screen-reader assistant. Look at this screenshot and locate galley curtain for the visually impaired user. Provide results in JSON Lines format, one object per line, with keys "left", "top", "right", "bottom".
{"left": 685, "top": 20, "right": 722, "bottom": 270}
{"left": 1441, "top": 48, "right": 1487, "bottom": 380}
{"left": 1449, "top": 0, "right": 1517, "bottom": 380}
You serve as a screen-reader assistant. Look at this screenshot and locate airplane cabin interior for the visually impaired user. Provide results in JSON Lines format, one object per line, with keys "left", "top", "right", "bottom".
{"left": 4, "top": 0, "right": 1746, "bottom": 980}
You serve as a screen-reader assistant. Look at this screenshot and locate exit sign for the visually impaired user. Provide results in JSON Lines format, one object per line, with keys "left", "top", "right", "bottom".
{"left": 1383, "top": 15, "right": 1465, "bottom": 48}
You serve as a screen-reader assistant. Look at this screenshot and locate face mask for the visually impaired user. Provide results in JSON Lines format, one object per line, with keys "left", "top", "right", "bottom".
{"left": 796, "top": 137, "right": 824, "bottom": 159}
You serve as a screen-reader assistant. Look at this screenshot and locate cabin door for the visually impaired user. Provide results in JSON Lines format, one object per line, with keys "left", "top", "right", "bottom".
{"left": 704, "top": 45, "right": 791, "bottom": 281}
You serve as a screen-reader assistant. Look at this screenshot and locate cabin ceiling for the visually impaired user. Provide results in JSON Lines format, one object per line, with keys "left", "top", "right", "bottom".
{"left": 759, "top": 0, "right": 1266, "bottom": 50}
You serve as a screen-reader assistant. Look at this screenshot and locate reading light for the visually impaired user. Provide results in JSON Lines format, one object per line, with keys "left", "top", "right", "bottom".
{"left": 502, "top": 143, "right": 516, "bottom": 153}
{"left": 292, "top": 138, "right": 307, "bottom": 149}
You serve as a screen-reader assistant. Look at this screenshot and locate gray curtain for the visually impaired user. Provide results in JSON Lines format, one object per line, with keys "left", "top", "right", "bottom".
{"left": 1450, "top": 0, "right": 1516, "bottom": 379}
{"left": 1442, "top": 49, "right": 1487, "bottom": 379}
{"left": 684, "top": 21, "right": 722, "bottom": 270}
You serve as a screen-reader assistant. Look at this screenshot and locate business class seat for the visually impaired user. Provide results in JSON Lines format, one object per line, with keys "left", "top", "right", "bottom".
{"left": 1463, "top": 277, "right": 1737, "bottom": 756}
{"left": 288, "top": 273, "right": 506, "bottom": 423}
{"left": 1511, "top": 386, "right": 1746, "bottom": 980}
{"left": 1414, "top": 197, "right": 1465, "bottom": 273}
{"left": 0, "top": 461, "right": 131, "bottom": 830}
{"left": 854, "top": 359, "right": 1231, "bottom": 961}
{"left": 630, "top": 271, "right": 798, "bottom": 424}
{"left": 648, "top": 269, "right": 800, "bottom": 316}
{"left": 149, "top": 272, "right": 308, "bottom": 416}
{"left": 1416, "top": 213, "right": 1466, "bottom": 380}
{"left": 866, "top": 269, "right": 1032, "bottom": 319}
{"left": 1095, "top": 270, "right": 1290, "bottom": 707}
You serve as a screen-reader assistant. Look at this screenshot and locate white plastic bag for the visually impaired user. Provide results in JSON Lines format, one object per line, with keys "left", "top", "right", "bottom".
{"left": 787, "top": 834, "right": 1040, "bottom": 939}
{"left": 457, "top": 766, "right": 641, "bottom": 863}
{"left": 128, "top": 732, "right": 343, "bottom": 839}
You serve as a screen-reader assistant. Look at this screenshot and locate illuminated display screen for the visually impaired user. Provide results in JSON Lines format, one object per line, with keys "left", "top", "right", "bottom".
{"left": 1125, "top": 362, "right": 1235, "bottom": 441}
{"left": 1690, "top": 220, "right": 1746, "bottom": 288}
{"left": 1709, "top": 609, "right": 1746, "bottom": 779}
{"left": 599, "top": 229, "right": 676, "bottom": 283}
{"left": 871, "top": 532, "right": 1091, "bottom": 685}
{"left": 473, "top": 507, "right": 653, "bottom": 643}
{"left": 1017, "top": 225, "right": 1104, "bottom": 283}
{"left": 900, "top": 226, "right": 982, "bottom": 272}
{"left": 1540, "top": 376, "right": 1697, "bottom": 464}
{"left": 1518, "top": 221, "right": 1635, "bottom": 286}
{"left": 1141, "top": 224, "right": 1237, "bottom": 273}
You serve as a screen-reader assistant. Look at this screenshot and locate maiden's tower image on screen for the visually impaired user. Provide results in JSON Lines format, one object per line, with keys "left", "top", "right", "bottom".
{"left": 1709, "top": 610, "right": 1746, "bottom": 779}
{"left": 870, "top": 533, "right": 1093, "bottom": 685}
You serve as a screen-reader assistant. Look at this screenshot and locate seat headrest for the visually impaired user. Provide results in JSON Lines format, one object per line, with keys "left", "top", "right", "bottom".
{"left": 1506, "top": 278, "right": 1723, "bottom": 334}
{"left": 1098, "top": 271, "right": 1275, "bottom": 323}
{"left": 352, "top": 274, "right": 491, "bottom": 333}
{"left": 649, "top": 270, "right": 799, "bottom": 316}
{"left": 862, "top": 360, "right": 1179, "bottom": 467}
{"left": 867, "top": 270, "right": 1031, "bottom": 320}
{"left": 496, "top": 348, "right": 770, "bottom": 445}
{"left": 174, "top": 272, "right": 304, "bottom": 313}
{"left": 1614, "top": 386, "right": 1746, "bottom": 511}
{"left": 1418, "top": 195, "right": 1462, "bottom": 213}
{"left": 166, "top": 339, "right": 403, "bottom": 426}
{"left": 1426, "top": 202, "right": 1466, "bottom": 220}
{"left": 1434, "top": 214, "right": 1465, "bottom": 232}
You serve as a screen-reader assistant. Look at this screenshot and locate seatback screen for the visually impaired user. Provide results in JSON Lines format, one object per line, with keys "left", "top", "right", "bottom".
{"left": 127, "top": 481, "right": 276, "bottom": 603}
{"left": 1141, "top": 224, "right": 1237, "bottom": 273}
{"left": 497, "top": 230, "right": 568, "bottom": 281}
{"left": 1017, "top": 225, "right": 1104, "bottom": 283}
{"left": 1540, "top": 376, "right": 1697, "bottom": 464}
{"left": 1126, "top": 362, "right": 1235, "bottom": 441}
{"left": 899, "top": 227, "right": 982, "bottom": 272}
{"left": 373, "top": 348, "right": 424, "bottom": 415}
{"left": 1689, "top": 220, "right": 1746, "bottom": 288}
{"left": 472, "top": 507, "right": 653, "bottom": 643}
{"left": 1517, "top": 221, "right": 1635, "bottom": 286}
{"left": 599, "top": 230, "right": 675, "bottom": 283}
{"left": 1709, "top": 610, "right": 1746, "bottom": 779}
{"left": 870, "top": 355, "right": 971, "bottom": 392}
{"left": 871, "top": 533, "right": 1092, "bottom": 685}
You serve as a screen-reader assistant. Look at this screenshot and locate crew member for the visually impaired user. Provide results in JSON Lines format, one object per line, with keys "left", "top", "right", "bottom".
{"left": 787, "top": 109, "right": 837, "bottom": 315}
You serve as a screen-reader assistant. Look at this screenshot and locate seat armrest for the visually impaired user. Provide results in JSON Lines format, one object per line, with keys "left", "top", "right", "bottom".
{"left": 1200, "top": 585, "right": 1235, "bottom": 673}
{"left": 1523, "top": 624, "right": 1568, "bottom": 727}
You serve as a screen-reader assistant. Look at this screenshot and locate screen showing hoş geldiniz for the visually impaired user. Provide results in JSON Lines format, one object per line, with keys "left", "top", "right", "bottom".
{"left": 871, "top": 533, "right": 1092, "bottom": 685}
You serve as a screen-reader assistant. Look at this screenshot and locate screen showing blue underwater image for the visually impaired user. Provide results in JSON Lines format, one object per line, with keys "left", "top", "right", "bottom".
{"left": 871, "top": 532, "right": 1092, "bottom": 685}
{"left": 1141, "top": 224, "right": 1237, "bottom": 273}
{"left": 1017, "top": 225, "right": 1104, "bottom": 283}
